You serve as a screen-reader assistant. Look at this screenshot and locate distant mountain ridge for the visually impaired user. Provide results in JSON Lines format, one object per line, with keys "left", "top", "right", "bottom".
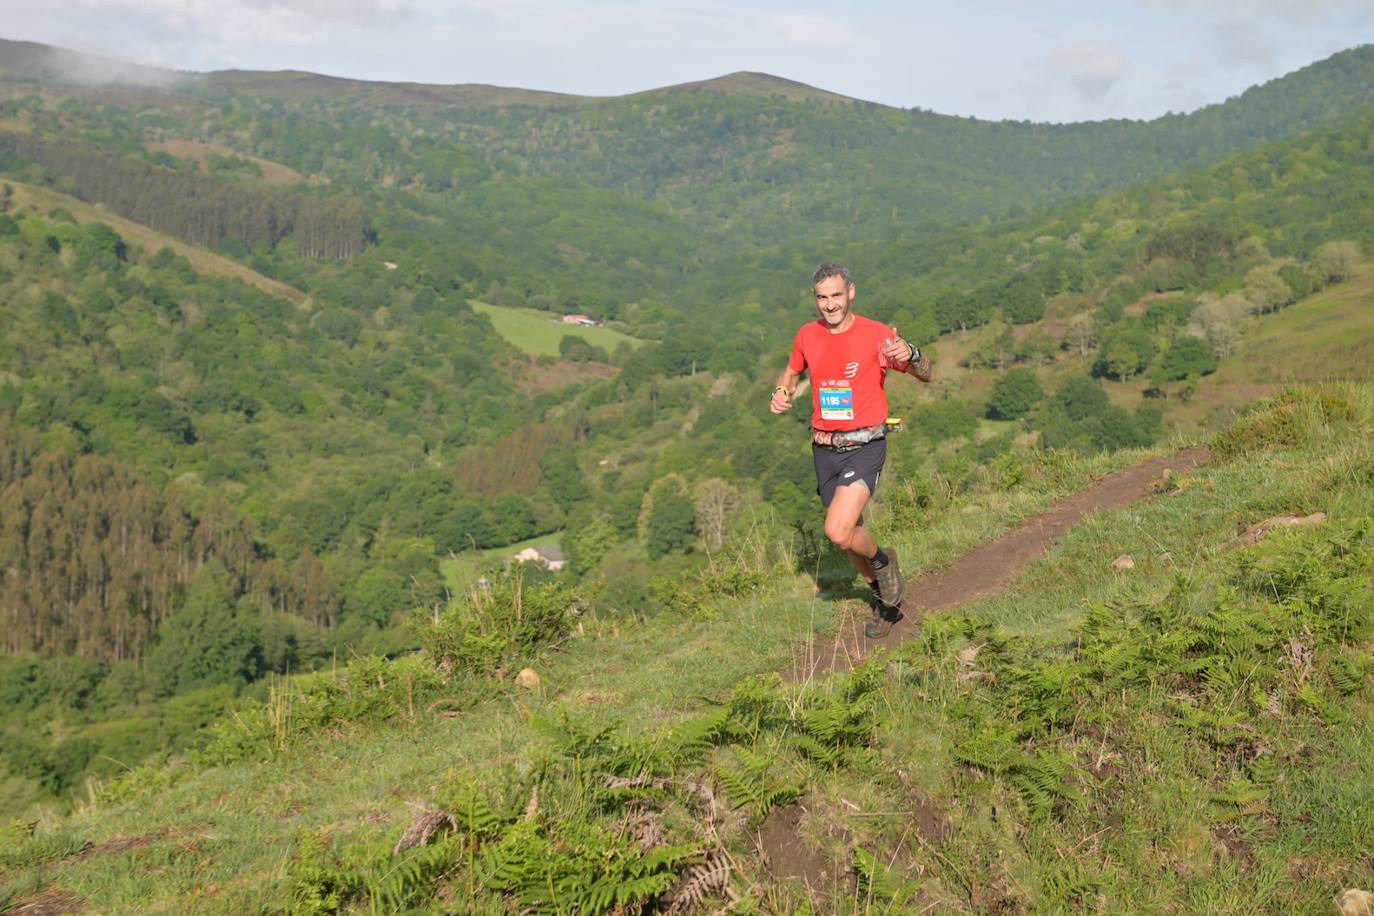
{"left": 0, "top": 37, "right": 187, "bottom": 89}
{"left": 2, "top": 36, "right": 1371, "bottom": 124}
{"left": 0, "top": 37, "right": 854, "bottom": 110}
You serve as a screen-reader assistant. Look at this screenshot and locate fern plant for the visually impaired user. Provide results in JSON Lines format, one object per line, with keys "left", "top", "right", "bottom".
{"left": 357, "top": 834, "right": 464, "bottom": 914}
{"left": 285, "top": 831, "right": 362, "bottom": 916}
{"left": 853, "top": 846, "right": 919, "bottom": 908}
{"left": 1040, "top": 858, "right": 1107, "bottom": 909}
{"left": 716, "top": 747, "right": 803, "bottom": 827}
{"left": 1007, "top": 749, "right": 1083, "bottom": 819}
{"left": 481, "top": 819, "right": 704, "bottom": 915}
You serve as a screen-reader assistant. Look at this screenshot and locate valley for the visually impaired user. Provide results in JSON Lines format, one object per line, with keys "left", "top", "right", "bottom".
{"left": 0, "top": 36, "right": 1372, "bottom": 913}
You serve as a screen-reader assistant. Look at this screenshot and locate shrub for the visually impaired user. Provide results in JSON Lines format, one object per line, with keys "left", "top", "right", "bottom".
{"left": 1211, "top": 385, "right": 1369, "bottom": 459}
{"left": 196, "top": 654, "right": 444, "bottom": 765}
{"left": 652, "top": 547, "right": 778, "bottom": 619}
{"left": 1150, "top": 336, "right": 1217, "bottom": 384}
{"left": 1053, "top": 375, "right": 1109, "bottom": 422}
{"left": 1035, "top": 375, "right": 1158, "bottom": 453}
{"left": 1278, "top": 263, "right": 1312, "bottom": 301}
{"left": 1093, "top": 325, "right": 1154, "bottom": 381}
{"left": 642, "top": 477, "right": 696, "bottom": 559}
{"left": 1311, "top": 240, "right": 1361, "bottom": 286}
{"left": 985, "top": 368, "right": 1044, "bottom": 421}
{"left": 146, "top": 564, "right": 264, "bottom": 696}
{"left": 420, "top": 570, "right": 577, "bottom": 680}
{"left": 910, "top": 398, "right": 979, "bottom": 444}
{"left": 1002, "top": 276, "right": 1045, "bottom": 325}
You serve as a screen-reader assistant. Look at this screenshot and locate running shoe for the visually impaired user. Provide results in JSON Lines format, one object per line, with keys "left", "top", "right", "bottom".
{"left": 864, "top": 581, "right": 902, "bottom": 638}
{"left": 873, "top": 546, "right": 904, "bottom": 609}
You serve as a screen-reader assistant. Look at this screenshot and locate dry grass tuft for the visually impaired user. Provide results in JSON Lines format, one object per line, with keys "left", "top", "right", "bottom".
{"left": 627, "top": 808, "right": 665, "bottom": 851}
{"left": 666, "top": 846, "right": 735, "bottom": 914}
{"left": 392, "top": 803, "right": 458, "bottom": 854}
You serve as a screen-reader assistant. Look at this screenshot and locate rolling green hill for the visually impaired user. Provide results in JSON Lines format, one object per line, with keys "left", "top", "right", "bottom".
{"left": 5, "top": 39, "right": 1374, "bottom": 250}
{"left": 1, "top": 37, "right": 1374, "bottom": 912}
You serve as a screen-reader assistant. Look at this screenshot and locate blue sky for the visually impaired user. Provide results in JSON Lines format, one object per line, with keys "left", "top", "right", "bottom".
{"left": 6, "top": 0, "right": 1372, "bottom": 122}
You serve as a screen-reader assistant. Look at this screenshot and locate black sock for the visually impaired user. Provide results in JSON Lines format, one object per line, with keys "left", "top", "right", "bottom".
{"left": 870, "top": 548, "right": 889, "bottom": 570}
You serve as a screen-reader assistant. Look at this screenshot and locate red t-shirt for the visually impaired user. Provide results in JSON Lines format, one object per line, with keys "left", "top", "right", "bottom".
{"left": 788, "top": 315, "right": 898, "bottom": 431}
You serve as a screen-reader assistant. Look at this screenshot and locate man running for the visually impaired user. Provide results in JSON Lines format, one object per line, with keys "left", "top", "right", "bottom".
{"left": 770, "top": 262, "right": 933, "bottom": 637}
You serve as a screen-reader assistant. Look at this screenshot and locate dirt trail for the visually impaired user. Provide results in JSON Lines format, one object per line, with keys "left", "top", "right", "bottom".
{"left": 789, "top": 446, "right": 1209, "bottom": 681}
{"left": 765, "top": 447, "right": 1209, "bottom": 897}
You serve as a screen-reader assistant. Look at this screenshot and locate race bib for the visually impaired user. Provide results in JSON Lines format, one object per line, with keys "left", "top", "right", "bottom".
{"left": 818, "top": 385, "right": 854, "bottom": 421}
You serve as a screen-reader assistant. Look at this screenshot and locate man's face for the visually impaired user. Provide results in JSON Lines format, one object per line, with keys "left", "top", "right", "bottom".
{"left": 813, "top": 275, "right": 855, "bottom": 329}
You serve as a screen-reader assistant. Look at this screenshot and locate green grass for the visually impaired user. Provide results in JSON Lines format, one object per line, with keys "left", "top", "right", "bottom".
{"left": 8, "top": 385, "right": 1374, "bottom": 912}
{"left": 439, "top": 531, "right": 565, "bottom": 593}
{"left": 1136, "top": 261, "right": 1374, "bottom": 432}
{"left": 1223, "top": 262, "right": 1374, "bottom": 384}
{"left": 0, "top": 444, "right": 1141, "bottom": 912}
{"left": 850, "top": 385, "right": 1374, "bottom": 913}
{"left": 470, "top": 301, "right": 644, "bottom": 358}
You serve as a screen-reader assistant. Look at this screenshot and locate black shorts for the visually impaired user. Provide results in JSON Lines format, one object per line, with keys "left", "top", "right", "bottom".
{"left": 813, "top": 438, "right": 886, "bottom": 508}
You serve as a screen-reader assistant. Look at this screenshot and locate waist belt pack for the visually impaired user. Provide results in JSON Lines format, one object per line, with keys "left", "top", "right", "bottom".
{"left": 812, "top": 423, "right": 888, "bottom": 451}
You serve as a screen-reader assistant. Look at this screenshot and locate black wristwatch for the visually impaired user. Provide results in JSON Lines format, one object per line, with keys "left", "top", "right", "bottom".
{"left": 909, "top": 345, "right": 921, "bottom": 363}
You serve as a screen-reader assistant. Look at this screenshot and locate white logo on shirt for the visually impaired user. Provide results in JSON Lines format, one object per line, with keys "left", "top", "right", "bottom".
{"left": 844, "top": 361, "right": 859, "bottom": 379}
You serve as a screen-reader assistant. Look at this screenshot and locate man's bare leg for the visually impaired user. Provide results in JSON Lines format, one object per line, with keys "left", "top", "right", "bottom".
{"left": 824, "top": 483, "right": 878, "bottom": 581}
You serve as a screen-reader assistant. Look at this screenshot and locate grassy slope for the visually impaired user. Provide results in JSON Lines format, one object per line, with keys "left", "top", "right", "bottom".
{"left": 3, "top": 180, "right": 307, "bottom": 304}
{"left": 144, "top": 140, "right": 302, "bottom": 185}
{"left": 1187, "top": 262, "right": 1374, "bottom": 414}
{"left": 1227, "top": 264, "right": 1374, "bottom": 381}
{"left": 470, "top": 300, "right": 644, "bottom": 357}
{"left": 0, "top": 445, "right": 1154, "bottom": 911}
{"left": 898, "top": 261, "right": 1374, "bottom": 444}
{"left": 786, "top": 398, "right": 1374, "bottom": 913}
{"left": 11, "top": 386, "right": 1374, "bottom": 911}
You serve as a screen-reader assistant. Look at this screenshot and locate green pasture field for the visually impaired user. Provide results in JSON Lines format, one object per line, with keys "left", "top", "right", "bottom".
{"left": 439, "top": 531, "right": 565, "bottom": 593}
{"left": 470, "top": 301, "right": 644, "bottom": 358}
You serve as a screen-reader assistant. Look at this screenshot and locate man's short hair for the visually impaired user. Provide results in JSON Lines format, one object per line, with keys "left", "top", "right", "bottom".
{"left": 812, "top": 262, "right": 853, "bottom": 288}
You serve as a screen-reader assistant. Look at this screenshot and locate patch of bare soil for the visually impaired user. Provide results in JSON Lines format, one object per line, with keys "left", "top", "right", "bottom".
{"left": 1014, "top": 321, "right": 1066, "bottom": 342}
{"left": 754, "top": 803, "right": 848, "bottom": 901}
{"left": 1124, "top": 291, "right": 1180, "bottom": 318}
{"left": 74, "top": 831, "right": 168, "bottom": 861}
{"left": 768, "top": 128, "right": 796, "bottom": 160}
{"left": 791, "top": 446, "right": 1210, "bottom": 680}
{"left": 1211, "top": 823, "right": 1258, "bottom": 871}
{"left": 7, "top": 888, "right": 84, "bottom": 914}
{"left": 1234, "top": 511, "right": 1327, "bottom": 547}
{"left": 514, "top": 357, "right": 617, "bottom": 393}
{"left": 906, "top": 791, "right": 952, "bottom": 847}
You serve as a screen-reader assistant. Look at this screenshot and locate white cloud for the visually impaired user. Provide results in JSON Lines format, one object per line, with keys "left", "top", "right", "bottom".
{"left": 239, "top": 0, "right": 414, "bottom": 25}
{"left": 1046, "top": 42, "right": 1127, "bottom": 100}
{"left": 1144, "top": 0, "right": 1363, "bottom": 15}
{"left": 1209, "top": 14, "right": 1282, "bottom": 69}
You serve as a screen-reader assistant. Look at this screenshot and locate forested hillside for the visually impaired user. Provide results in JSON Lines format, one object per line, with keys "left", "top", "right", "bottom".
{"left": 0, "top": 38, "right": 1372, "bottom": 820}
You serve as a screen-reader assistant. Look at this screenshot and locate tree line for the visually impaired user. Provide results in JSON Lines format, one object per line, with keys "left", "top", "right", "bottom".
{"left": 0, "top": 131, "right": 371, "bottom": 258}
{"left": 0, "top": 418, "right": 351, "bottom": 660}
